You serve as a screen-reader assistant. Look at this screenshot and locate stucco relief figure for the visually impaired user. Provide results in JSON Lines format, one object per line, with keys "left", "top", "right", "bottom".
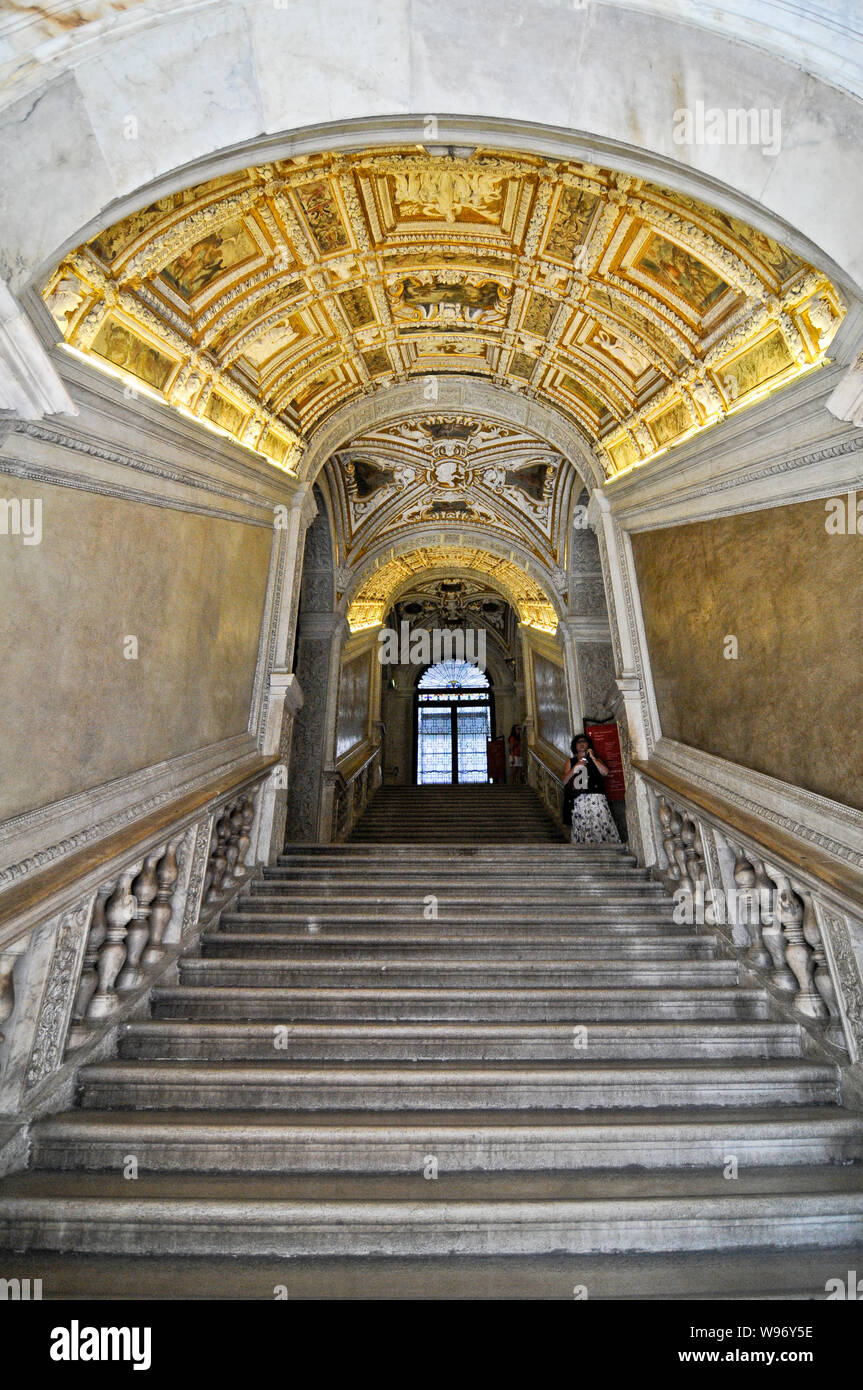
{"left": 595, "top": 330, "right": 650, "bottom": 376}
{"left": 392, "top": 169, "right": 503, "bottom": 223}
{"left": 46, "top": 276, "right": 86, "bottom": 327}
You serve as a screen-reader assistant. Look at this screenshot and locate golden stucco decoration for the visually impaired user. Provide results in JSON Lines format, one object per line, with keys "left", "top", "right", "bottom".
{"left": 43, "top": 145, "right": 845, "bottom": 477}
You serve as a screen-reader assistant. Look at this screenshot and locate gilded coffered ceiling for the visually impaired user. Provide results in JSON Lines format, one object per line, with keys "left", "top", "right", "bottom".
{"left": 43, "top": 145, "right": 845, "bottom": 480}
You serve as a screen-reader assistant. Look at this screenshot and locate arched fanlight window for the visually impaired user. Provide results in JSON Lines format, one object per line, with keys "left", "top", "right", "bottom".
{"left": 418, "top": 660, "right": 489, "bottom": 690}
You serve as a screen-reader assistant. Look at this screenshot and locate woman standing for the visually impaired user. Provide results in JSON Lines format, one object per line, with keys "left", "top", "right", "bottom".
{"left": 562, "top": 734, "right": 621, "bottom": 844}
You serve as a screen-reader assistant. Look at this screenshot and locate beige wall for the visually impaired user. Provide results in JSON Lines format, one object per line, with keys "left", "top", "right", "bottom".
{"left": 0, "top": 474, "right": 273, "bottom": 819}
{"left": 631, "top": 496, "right": 863, "bottom": 812}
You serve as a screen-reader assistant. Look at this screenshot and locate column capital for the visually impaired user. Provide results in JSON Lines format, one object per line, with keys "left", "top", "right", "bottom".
{"left": 268, "top": 669, "right": 304, "bottom": 716}
{"left": 556, "top": 614, "right": 611, "bottom": 643}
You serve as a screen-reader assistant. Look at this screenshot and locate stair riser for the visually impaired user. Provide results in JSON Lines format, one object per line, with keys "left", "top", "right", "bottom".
{"left": 118, "top": 1037, "right": 799, "bottom": 1061}
{"left": 3, "top": 1206, "right": 860, "bottom": 1257}
{"left": 177, "top": 963, "right": 738, "bottom": 988}
{"left": 279, "top": 853, "right": 636, "bottom": 865}
{"left": 263, "top": 884, "right": 654, "bottom": 897}
{"left": 31, "top": 1130, "right": 863, "bottom": 1174}
{"left": 76, "top": 1080, "right": 838, "bottom": 1110}
{"left": 246, "top": 892, "right": 669, "bottom": 906}
{"left": 227, "top": 912, "right": 676, "bottom": 926}
{"left": 199, "top": 938, "right": 717, "bottom": 962}
{"left": 264, "top": 869, "right": 651, "bottom": 882}
{"left": 151, "top": 992, "right": 770, "bottom": 1022}
{"left": 217, "top": 923, "right": 701, "bottom": 940}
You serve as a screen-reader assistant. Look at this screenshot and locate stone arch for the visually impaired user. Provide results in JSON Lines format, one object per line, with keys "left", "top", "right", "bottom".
{"left": 2, "top": 6, "right": 862, "bottom": 300}
{"left": 344, "top": 541, "right": 563, "bottom": 636}
{"left": 302, "top": 376, "right": 600, "bottom": 492}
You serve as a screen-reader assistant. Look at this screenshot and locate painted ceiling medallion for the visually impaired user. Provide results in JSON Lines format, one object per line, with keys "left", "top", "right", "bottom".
{"left": 43, "top": 145, "right": 844, "bottom": 477}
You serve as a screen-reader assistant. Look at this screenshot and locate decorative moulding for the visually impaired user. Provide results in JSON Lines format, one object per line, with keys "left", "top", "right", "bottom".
{"left": 650, "top": 737, "right": 863, "bottom": 873}
{"left": 602, "top": 364, "right": 863, "bottom": 530}
{"left": 0, "top": 279, "right": 76, "bottom": 421}
{"left": 0, "top": 734, "right": 258, "bottom": 885}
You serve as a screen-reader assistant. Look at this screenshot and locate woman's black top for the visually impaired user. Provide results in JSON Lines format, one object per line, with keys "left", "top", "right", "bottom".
{"left": 562, "top": 754, "right": 606, "bottom": 822}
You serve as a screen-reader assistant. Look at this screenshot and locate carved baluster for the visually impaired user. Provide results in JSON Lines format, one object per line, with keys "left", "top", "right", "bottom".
{"left": 802, "top": 894, "right": 845, "bottom": 1045}
{"left": 658, "top": 800, "right": 683, "bottom": 894}
{"left": 205, "top": 811, "right": 232, "bottom": 903}
{"left": 87, "top": 868, "right": 137, "bottom": 1020}
{"left": 730, "top": 846, "right": 762, "bottom": 962}
{"left": 735, "top": 849, "right": 769, "bottom": 969}
{"left": 117, "top": 853, "right": 160, "bottom": 992}
{"left": 233, "top": 797, "right": 255, "bottom": 877}
{"left": 67, "top": 886, "right": 110, "bottom": 1049}
{"left": 755, "top": 861, "right": 797, "bottom": 989}
{"left": 775, "top": 873, "right": 828, "bottom": 1020}
{"left": 680, "top": 819, "right": 705, "bottom": 900}
{"left": 141, "top": 839, "right": 181, "bottom": 969}
{"left": 224, "top": 801, "right": 242, "bottom": 881}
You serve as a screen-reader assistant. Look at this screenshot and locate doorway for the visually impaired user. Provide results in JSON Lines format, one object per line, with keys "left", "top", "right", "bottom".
{"left": 414, "top": 660, "right": 494, "bottom": 785}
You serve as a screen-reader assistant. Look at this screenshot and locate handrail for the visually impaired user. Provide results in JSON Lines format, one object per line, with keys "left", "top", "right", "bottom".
{"left": 634, "top": 758, "right": 863, "bottom": 918}
{"left": 333, "top": 741, "right": 381, "bottom": 789}
{"left": 527, "top": 745, "right": 564, "bottom": 788}
{"left": 0, "top": 753, "right": 279, "bottom": 950}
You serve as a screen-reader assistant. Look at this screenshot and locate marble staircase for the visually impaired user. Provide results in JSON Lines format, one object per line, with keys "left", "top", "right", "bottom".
{"left": 1, "top": 787, "right": 863, "bottom": 1297}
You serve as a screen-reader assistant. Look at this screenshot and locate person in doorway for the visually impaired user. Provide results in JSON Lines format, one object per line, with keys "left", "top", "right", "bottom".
{"left": 562, "top": 733, "right": 621, "bottom": 844}
{"left": 508, "top": 724, "right": 524, "bottom": 784}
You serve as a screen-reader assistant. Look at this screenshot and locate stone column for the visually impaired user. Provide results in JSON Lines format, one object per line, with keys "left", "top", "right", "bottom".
{"left": 286, "top": 613, "right": 347, "bottom": 843}
{"left": 318, "top": 615, "right": 352, "bottom": 841}
{"left": 588, "top": 487, "right": 662, "bottom": 863}
{"left": 253, "top": 485, "right": 316, "bottom": 860}
{"left": 256, "top": 671, "right": 305, "bottom": 862}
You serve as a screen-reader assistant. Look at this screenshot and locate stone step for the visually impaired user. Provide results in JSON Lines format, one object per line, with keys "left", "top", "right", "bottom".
{"left": 228, "top": 906, "right": 676, "bottom": 925}
{"left": 118, "top": 1019, "right": 801, "bottom": 1062}
{"left": 199, "top": 933, "right": 718, "bottom": 961}
{"left": 3, "top": 1245, "right": 862, "bottom": 1299}
{"left": 348, "top": 835, "right": 565, "bottom": 844}
{"left": 279, "top": 847, "right": 636, "bottom": 864}
{"left": 246, "top": 885, "right": 669, "bottom": 903}
{"left": 30, "top": 1104, "right": 859, "bottom": 1172}
{"left": 176, "top": 958, "right": 737, "bottom": 989}
{"left": 1, "top": 1167, "right": 860, "bottom": 1256}
{"left": 217, "top": 920, "right": 699, "bottom": 941}
{"left": 151, "top": 984, "right": 771, "bottom": 1022}
{"left": 262, "top": 867, "right": 653, "bottom": 878}
{"left": 75, "top": 1059, "right": 838, "bottom": 1111}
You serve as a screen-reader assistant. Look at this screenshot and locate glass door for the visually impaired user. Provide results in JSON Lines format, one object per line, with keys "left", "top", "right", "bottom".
{"left": 417, "top": 705, "right": 454, "bottom": 784}
{"left": 456, "top": 704, "right": 492, "bottom": 783}
{"left": 417, "top": 698, "right": 492, "bottom": 784}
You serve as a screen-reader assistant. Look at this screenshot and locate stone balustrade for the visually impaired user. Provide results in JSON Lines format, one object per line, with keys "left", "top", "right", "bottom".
{"left": 527, "top": 748, "right": 567, "bottom": 830}
{"left": 0, "top": 767, "right": 272, "bottom": 1120}
{"left": 645, "top": 781, "right": 863, "bottom": 1067}
{"left": 332, "top": 746, "right": 381, "bottom": 842}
